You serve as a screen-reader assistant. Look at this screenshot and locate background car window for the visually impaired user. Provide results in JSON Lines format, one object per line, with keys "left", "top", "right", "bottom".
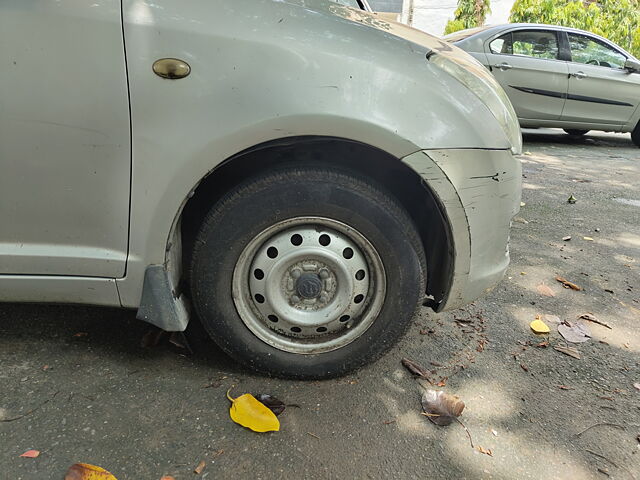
{"left": 489, "top": 34, "right": 513, "bottom": 54}
{"left": 512, "top": 31, "right": 559, "bottom": 59}
{"left": 568, "top": 33, "right": 626, "bottom": 68}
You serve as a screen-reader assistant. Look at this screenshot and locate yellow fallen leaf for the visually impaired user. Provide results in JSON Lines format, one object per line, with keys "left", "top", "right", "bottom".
{"left": 64, "top": 463, "right": 117, "bottom": 480}
{"left": 583, "top": 236, "right": 594, "bottom": 241}
{"left": 227, "top": 388, "right": 280, "bottom": 432}
{"left": 530, "top": 317, "right": 550, "bottom": 334}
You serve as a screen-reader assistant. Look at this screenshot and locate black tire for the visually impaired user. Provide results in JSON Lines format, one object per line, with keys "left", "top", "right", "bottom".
{"left": 632, "top": 123, "right": 640, "bottom": 147}
{"left": 189, "top": 165, "right": 426, "bottom": 379}
{"left": 564, "top": 129, "right": 589, "bottom": 136}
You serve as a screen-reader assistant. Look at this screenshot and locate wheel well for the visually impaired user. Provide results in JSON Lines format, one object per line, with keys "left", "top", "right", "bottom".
{"left": 180, "top": 137, "right": 454, "bottom": 309}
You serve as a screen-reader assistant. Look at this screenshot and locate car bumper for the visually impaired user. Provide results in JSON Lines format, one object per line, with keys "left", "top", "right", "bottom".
{"left": 402, "top": 148, "right": 522, "bottom": 311}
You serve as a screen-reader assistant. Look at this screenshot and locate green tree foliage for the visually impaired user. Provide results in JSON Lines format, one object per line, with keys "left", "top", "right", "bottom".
{"left": 444, "top": 0, "right": 492, "bottom": 34}
{"left": 509, "top": 0, "right": 640, "bottom": 58}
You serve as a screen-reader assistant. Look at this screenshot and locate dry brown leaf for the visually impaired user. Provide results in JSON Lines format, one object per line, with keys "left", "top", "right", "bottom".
{"left": 194, "top": 460, "right": 206, "bottom": 475}
{"left": 421, "top": 390, "right": 465, "bottom": 426}
{"left": 536, "top": 283, "right": 556, "bottom": 297}
{"left": 558, "top": 321, "right": 591, "bottom": 343}
{"left": 555, "top": 276, "right": 582, "bottom": 291}
{"left": 578, "top": 313, "right": 612, "bottom": 329}
{"left": 535, "top": 341, "right": 549, "bottom": 348}
{"left": 160, "top": 477, "right": 176, "bottom": 480}
{"left": 253, "top": 394, "right": 286, "bottom": 416}
{"left": 19, "top": 450, "right": 39, "bottom": 458}
{"left": 554, "top": 345, "right": 581, "bottom": 359}
{"left": 476, "top": 446, "right": 493, "bottom": 456}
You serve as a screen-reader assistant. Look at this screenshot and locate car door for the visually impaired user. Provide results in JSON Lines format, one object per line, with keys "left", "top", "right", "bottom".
{"left": 0, "top": 1, "right": 130, "bottom": 277}
{"left": 484, "top": 29, "right": 569, "bottom": 121}
{"left": 562, "top": 31, "right": 640, "bottom": 125}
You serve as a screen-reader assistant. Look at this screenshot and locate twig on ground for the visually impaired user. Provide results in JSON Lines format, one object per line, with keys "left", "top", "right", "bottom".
{"left": 0, "top": 390, "right": 60, "bottom": 423}
{"left": 585, "top": 449, "right": 618, "bottom": 468}
{"left": 419, "top": 413, "right": 474, "bottom": 449}
{"left": 585, "top": 449, "right": 637, "bottom": 480}
{"left": 576, "top": 423, "right": 625, "bottom": 437}
{"left": 453, "top": 417, "right": 475, "bottom": 449}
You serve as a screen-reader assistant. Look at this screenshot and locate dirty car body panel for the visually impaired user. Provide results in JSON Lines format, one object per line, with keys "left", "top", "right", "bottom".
{"left": 0, "top": 0, "right": 522, "bottom": 377}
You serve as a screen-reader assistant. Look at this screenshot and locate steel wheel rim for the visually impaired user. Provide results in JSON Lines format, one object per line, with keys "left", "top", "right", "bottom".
{"left": 232, "top": 216, "right": 387, "bottom": 354}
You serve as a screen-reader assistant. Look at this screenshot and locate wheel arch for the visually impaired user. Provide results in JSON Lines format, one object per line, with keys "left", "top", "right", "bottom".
{"left": 177, "top": 136, "right": 454, "bottom": 310}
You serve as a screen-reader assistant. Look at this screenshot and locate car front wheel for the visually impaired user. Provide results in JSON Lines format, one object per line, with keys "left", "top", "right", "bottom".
{"left": 189, "top": 165, "right": 426, "bottom": 379}
{"left": 632, "top": 122, "right": 640, "bottom": 147}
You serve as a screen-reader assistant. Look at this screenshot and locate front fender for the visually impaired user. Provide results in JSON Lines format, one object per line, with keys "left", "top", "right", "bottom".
{"left": 117, "top": 0, "right": 510, "bottom": 307}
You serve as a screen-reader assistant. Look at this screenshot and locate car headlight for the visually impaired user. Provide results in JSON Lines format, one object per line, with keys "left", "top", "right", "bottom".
{"left": 430, "top": 49, "right": 522, "bottom": 155}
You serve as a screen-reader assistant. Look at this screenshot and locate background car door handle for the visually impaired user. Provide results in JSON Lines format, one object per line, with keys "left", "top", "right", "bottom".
{"left": 495, "top": 62, "right": 513, "bottom": 70}
{"left": 570, "top": 71, "right": 587, "bottom": 79}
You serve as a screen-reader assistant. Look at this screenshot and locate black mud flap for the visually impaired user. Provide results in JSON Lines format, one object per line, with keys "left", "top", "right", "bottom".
{"left": 136, "top": 265, "right": 189, "bottom": 332}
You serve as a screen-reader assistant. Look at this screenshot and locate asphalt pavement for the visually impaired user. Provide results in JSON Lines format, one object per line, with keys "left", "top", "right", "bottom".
{"left": 1, "top": 129, "right": 639, "bottom": 480}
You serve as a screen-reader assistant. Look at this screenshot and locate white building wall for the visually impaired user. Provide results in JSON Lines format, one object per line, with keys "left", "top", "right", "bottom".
{"left": 485, "top": 0, "right": 515, "bottom": 27}
{"left": 406, "top": 0, "right": 515, "bottom": 36}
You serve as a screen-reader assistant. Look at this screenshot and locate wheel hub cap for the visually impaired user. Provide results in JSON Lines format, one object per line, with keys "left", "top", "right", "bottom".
{"left": 295, "top": 272, "right": 323, "bottom": 299}
{"left": 232, "top": 217, "right": 387, "bottom": 354}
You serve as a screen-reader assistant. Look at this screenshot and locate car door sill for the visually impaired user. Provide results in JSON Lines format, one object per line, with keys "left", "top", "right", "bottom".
{"left": 0, "top": 275, "right": 121, "bottom": 307}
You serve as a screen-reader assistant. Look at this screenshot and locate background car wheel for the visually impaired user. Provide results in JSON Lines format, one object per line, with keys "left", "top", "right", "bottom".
{"left": 632, "top": 123, "right": 640, "bottom": 147}
{"left": 189, "top": 165, "right": 426, "bottom": 379}
{"left": 564, "top": 129, "right": 589, "bottom": 136}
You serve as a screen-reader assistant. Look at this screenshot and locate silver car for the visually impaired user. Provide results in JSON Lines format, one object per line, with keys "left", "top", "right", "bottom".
{"left": 0, "top": 0, "right": 521, "bottom": 378}
{"left": 446, "top": 24, "right": 640, "bottom": 145}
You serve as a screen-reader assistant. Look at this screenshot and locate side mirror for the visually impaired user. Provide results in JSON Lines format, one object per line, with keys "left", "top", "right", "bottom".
{"left": 624, "top": 58, "right": 640, "bottom": 73}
